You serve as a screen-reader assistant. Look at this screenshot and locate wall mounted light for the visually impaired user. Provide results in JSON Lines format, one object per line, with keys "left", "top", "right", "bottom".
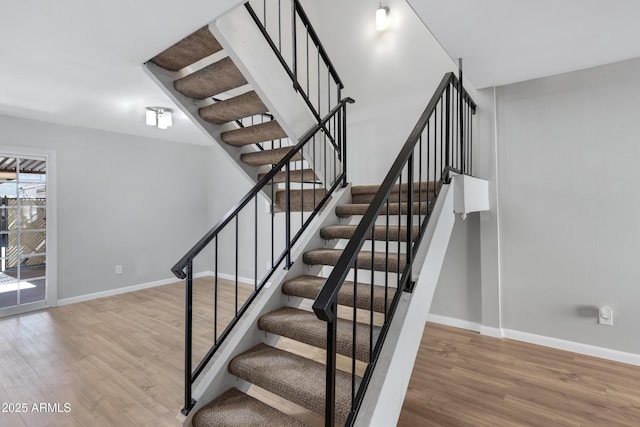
{"left": 376, "top": 3, "right": 390, "bottom": 31}
{"left": 146, "top": 107, "right": 173, "bottom": 129}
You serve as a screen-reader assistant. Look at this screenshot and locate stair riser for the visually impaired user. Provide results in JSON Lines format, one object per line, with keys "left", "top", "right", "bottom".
{"left": 275, "top": 189, "right": 328, "bottom": 212}
{"left": 303, "top": 251, "right": 406, "bottom": 272}
{"left": 336, "top": 202, "right": 430, "bottom": 218}
{"left": 258, "top": 169, "right": 318, "bottom": 184}
{"left": 321, "top": 226, "right": 420, "bottom": 242}
{"left": 351, "top": 189, "right": 434, "bottom": 205}
{"left": 258, "top": 308, "right": 378, "bottom": 362}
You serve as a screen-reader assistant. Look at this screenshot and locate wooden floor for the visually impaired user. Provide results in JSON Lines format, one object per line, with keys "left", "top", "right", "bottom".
{"left": 0, "top": 279, "right": 639, "bottom": 426}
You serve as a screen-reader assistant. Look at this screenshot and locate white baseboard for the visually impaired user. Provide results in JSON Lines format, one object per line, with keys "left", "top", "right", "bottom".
{"left": 502, "top": 329, "right": 640, "bottom": 367}
{"left": 480, "top": 325, "right": 504, "bottom": 338}
{"left": 427, "top": 314, "right": 482, "bottom": 333}
{"left": 56, "top": 271, "right": 213, "bottom": 306}
{"left": 427, "top": 314, "right": 640, "bottom": 367}
{"left": 216, "top": 273, "right": 254, "bottom": 285}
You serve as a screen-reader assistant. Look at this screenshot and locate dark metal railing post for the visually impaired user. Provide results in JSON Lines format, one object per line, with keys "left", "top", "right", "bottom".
{"left": 181, "top": 261, "right": 195, "bottom": 415}
{"left": 285, "top": 163, "right": 292, "bottom": 268}
{"left": 444, "top": 84, "right": 451, "bottom": 182}
{"left": 341, "top": 103, "right": 348, "bottom": 187}
{"left": 291, "top": 0, "right": 297, "bottom": 85}
{"left": 405, "top": 156, "right": 414, "bottom": 290}
{"left": 458, "top": 58, "right": 465, "bottom": 173}
{"left": 324, "top": 301, "right": 337, "bottom": 427}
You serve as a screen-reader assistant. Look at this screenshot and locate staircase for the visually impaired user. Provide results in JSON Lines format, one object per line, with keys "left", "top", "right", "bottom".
{"left": 190, "top": 182, "right": 434, "bottom": 426}
{"left": 150, "top": 2, "right": 479, "bottom": 426}
{"left": 146, "top": 25, "right": 323, "bottom": 212}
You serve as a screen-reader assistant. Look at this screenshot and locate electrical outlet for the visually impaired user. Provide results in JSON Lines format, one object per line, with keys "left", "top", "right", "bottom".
{"left": 598, "top": 306, "right": 613, "bottom": 326}
{"left": 115, "top": 265, "right": 123, "bottom": 275}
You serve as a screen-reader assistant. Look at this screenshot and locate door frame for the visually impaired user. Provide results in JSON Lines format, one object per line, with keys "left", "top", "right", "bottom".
{"left": 0, "top": 146, "right": 57, "bottom": 317}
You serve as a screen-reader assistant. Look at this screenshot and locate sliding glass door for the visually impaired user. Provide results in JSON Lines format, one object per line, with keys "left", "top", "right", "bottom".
{"left": 0, "top": 155, "right": 48, "bottom": 316}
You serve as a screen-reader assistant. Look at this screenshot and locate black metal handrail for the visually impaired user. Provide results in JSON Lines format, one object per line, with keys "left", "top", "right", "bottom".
{"left": 311, "top": 72, "right": 476, "bottom": 426}
{"left": 245, "top": 0, "right": 343, "bottom": 123}
{"left": 172, "top": 97, "right": 354, "bottom": 415}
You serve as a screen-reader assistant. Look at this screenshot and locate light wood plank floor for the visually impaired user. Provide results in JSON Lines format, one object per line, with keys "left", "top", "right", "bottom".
{"left": 1, "top": 279, "right": 639, "bottom": 426}
{"left": 398, "top": 323, "right": 640, "bottom": 426}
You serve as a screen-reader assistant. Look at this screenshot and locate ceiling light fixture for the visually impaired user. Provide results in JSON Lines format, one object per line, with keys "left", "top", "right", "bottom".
{"left": 376, "top": 3, "right": 390, "bottom": 31}
{"left": 146, "top": 107, "right": 173, "bottom": 129}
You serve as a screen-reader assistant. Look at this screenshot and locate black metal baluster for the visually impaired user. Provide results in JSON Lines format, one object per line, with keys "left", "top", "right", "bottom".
{"left": 370, "top": 223, "right": 375, "bottom": 361}
{"left": 351, "top": 266, "right": 358, "bottom": 407}
{"left": 325, "top": 300, "right": 338, "bottom": 427}
{"left": 397, "top": 174, "right": 402, "bottom": 286}
{"left": 278, "top": 0, "right": 282, "bottom": 52}
{"left": 254, "top": 197, "right": 258, "bottom": 290}
{"left": 312, "top": 135, "right": 317, "bottom": 209}
{"left": 291, "top": 0, "right": 297, "bottom": 80}
{"left": 271, "top": 176, "right": 275, "bottom": 269}
{"left": 214, "top": 237, "right": 218, "bottom": 341}
{"left": 285, "top": 163, "right": 292, "bottom": 268}
{"left": 445, "top": 86, "right": 451, "bottom": 177}
{"left": 342, "top": 103, "right": 348, "bottom": 186}
{"left": 406, "top": 156, "right": 414, "bottom": 280}
{"left": 235, "top": 216, "right": 239, "bottom": 315}
{"left": 459, "top": 62, "right": 465, "bottom": 174}
{"left": 182, "top": 260, "right": 194, "bottom": 415}
{"left": 418, "top": 135, "right": 422, "bottom": 233}
{"left": 384, "top": 202, "right": 389, "bottom": 323}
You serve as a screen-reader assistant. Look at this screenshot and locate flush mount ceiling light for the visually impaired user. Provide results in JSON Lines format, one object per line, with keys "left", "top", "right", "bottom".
{"left": 376, "top": 3, "right": 390, "bottom": 31}
{"left": 146, "top": 107, "right": 173, "bottom": 129}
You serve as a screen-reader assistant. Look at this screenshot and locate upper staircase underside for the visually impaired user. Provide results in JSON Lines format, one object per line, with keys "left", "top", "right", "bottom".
{"left": 146, "top": 25, "right": 323, "bottom": 212}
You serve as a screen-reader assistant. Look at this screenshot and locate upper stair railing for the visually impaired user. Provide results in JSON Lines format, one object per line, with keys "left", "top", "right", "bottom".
{"left": 172, "top": 96, "right": 353, "bottom": 416}
{"left": 245, "top": 0, "right": 343, "bottom": 122}
{"left": 312, "top": 72, "right": 477, "bottom": 426}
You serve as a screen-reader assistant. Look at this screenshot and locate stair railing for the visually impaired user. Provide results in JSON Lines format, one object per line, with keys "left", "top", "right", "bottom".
{"left": 312, "top": 72, "right": 476, "bottom": 426}
{"left": 172, "top": 97, "right": 354, "bottom": 415}
{"left": 245, "top": 0, "right": 343, "bottom": 123}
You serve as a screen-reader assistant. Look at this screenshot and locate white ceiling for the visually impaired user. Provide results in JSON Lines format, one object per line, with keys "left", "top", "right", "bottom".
{"left": 2, "top": 1, "right": 640, "bottom": 145}
{"left": 0, "top": 0, "right": 243, "bottom": 145}
{"left": 407, "top": 0, "right": 640, "bottom": 89}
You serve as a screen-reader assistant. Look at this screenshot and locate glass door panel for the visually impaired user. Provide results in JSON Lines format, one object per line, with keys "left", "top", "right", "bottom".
{"left": 0, "top": 156, "right": 48, "bottom": 313}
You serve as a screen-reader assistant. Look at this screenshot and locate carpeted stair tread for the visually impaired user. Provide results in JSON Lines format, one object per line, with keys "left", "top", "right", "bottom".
{"left": 320, "top": 224, "right": 419, "bottom": 242}
{"left": 303, "top": 249, "right": 406, "bottom": 272}
{"left": 222, "top": 121, "right": 287, "bottom": 147}
{"left": 335, "top": 201, "right": 429, "bottom": 218}
{"left": 228, "top": 344, "right": 356, "bottom": 424}
{"left": 241, "top": 147, "right": 302, "bottom": 167}
{"left": 199, "top": 91, "right": 268, "bottom": 125}
{"left": 258, "top": 168, "right": 318, "bottom": 184}
{"left": 192, "top": 388, "right": 305, "bottom": 427}
{"left": 174, "top": 57, "right": 247, "bottom": 99}
{"left": 259, "top": 307, "right": 379, "bottom": 362}
{"left": 275, "top": 188, "right": 328, "bottom": 212}
{"left": 151, "top": 27, "right": 223, "bottom": 72}
{"left": 282, "top": 275, "right": 389, "bottom": 313}
{"left": 351, "top": 181, "right": 437, "bottom": 204}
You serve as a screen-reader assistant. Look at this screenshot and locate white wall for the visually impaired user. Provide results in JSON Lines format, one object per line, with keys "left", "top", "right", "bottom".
{"left": 314, "top": 0, "right": 475, "bottom": 184}
{"left": 0, "top": 114, "right": 211, "bottom": 300}
{"left": 430, "top": 214, "right": 482, "bottom": 323}
{"left": 495, "top": 57, "right": 640, "bottom": 353}
{"left": 310, "top": 0, "right": 483, "bottom": 321}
